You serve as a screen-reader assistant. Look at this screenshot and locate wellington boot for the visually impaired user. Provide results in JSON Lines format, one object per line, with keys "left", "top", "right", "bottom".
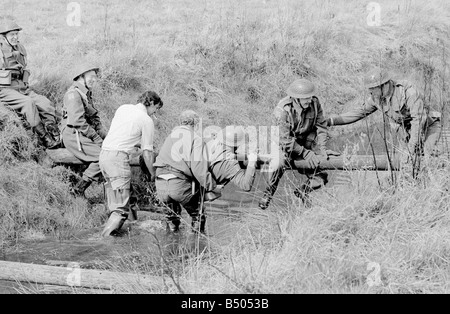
{"left": 101, "top": 212, "right": 126, "bottom": 237}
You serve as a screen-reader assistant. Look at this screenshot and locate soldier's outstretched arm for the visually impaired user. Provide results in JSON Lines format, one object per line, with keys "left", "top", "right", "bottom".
{"left": 328, "top": 99, "right": 378, "bottom": 126}
{"left": 224, "top": 160, "right": 257, "bottom": 192}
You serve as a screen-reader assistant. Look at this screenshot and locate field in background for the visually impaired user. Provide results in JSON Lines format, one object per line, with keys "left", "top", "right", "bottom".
{"left": 1, "top": 0, "right": 450, "bottom": 293}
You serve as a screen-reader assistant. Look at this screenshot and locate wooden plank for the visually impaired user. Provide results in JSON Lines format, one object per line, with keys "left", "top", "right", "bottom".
{"left": 0, "top": 260, "right": 165, "bottom": 291}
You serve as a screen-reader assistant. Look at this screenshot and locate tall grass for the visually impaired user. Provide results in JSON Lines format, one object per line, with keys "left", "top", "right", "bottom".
{"left": 1, "top": 0, "right": 450, "bottom": 293}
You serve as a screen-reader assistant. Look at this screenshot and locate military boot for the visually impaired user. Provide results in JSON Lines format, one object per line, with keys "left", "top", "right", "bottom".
{"left": 191, "top": 215, "right": 206, "bottom": 234}
{"left": 166, "top": 218, "right": 181, "bottom": 233}
{"left": 294, "top": 184, "right": 313, "bottom": 206}
{"left": 71, "top": 179, "right": 92, "bottom": 197}
{"left": 33, "top": 122, "right": 59, "bottom": 149}
{"left": 45, "top": 122, "right": 62, "bottom": 146}
{"left": 258, "top": 191, "right": 273, "bottom": 210}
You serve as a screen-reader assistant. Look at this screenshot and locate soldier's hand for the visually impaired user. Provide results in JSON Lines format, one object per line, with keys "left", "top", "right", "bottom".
{"left": 303, "top": 149, "right": 320, "bottom": 169}
{"left": 319, "top": 148, "right": 329, "bottom": 160}
{"left": 247, "top": 152, "right": 258, "bottom": 167}
{"left": 98, "top": 129, "right": 108, "bottom": 140}
{"left": 91, "top": 134, "right": 103, "bottom": 145}
{"left": 326, "top": 149, "right": 341, "bottom": 158}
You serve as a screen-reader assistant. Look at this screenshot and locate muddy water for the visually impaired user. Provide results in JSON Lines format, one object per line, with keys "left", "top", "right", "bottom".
{"left": 0, "top": 170, "right": 385, "bottom": 293}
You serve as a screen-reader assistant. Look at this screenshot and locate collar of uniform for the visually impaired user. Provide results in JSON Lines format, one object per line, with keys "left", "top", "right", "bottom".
{"left": 290, "top": 97, "right": 306, "bottom": 115}
{"left": 136, "top": 103, "right": 148, "bottom": 114}
{"left": 72, "top": 81, "right": 89, "bottom": 95}
{"left": 0, "top": 39, "right": 20, "bottom": 52}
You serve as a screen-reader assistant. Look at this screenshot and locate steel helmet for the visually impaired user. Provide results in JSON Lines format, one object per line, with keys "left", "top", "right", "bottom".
{"left": 71, "top": 64, "right": 100, "bottom": 81}
{"left": 364, "top": 69, "right": 391, "bottom": 89}
{"left": 0, "top": 21, "right": 22, "bottom": 35}
{"left": 218, "top": 126, "right": 246, "bottom": 148}
{"left": 286, "top": 79, "right": 317, "bottom": 98}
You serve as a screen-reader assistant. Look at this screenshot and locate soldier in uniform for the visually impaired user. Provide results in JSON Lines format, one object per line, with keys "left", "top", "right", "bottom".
{"left": 154, "top": 110, "right": 217, "bottom": 234}
{"left": 61, "top": 65, "right": 107, "bottom": 196}
{"left": 207, "top": 126, "right": 258, "bottom": 192}
{"left": 327, "top": 70, "right": 442, "bottom": 164}
{"left": 259, "top": 79, "right": 333, "bottom": 210}
{"left": 0, "top": 20, "right": 59, "bottom": 148}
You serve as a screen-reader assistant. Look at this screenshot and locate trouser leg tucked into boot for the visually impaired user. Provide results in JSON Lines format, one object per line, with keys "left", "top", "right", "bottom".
{"left": 166, "top": 218, "right": 181, "bottom": 233}
{"left": 294, "top": 172, "right": 328, "bottom": 206}
{"left": 259, "top": 161, "right": 286, "bottom": 210}
{"left": 165, "top": 202, "right": 182, "bottom": 233}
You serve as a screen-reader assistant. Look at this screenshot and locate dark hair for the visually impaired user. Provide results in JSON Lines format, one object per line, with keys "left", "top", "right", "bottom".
{"left": 138, "top": 91, "right": 163, "bottom": 107}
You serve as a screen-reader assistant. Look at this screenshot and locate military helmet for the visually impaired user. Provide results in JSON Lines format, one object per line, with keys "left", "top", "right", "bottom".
{"left": 0, "top": 20, "right": 22, "bottom": 35}
{"left": 71, "top": 64, "right": 100, "bottom": 81}
{"left": 364, "top": 69, "right": 391, "bottom": 89}
{"left": 218, "top": 126, "right": 246, "bottom": 148}
{"left": 286, "top": 79, "right": 317, "bottom": 99}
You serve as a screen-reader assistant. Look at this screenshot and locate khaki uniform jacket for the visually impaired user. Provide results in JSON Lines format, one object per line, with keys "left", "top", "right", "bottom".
{"left": 330, "top": 81, "right": 433, "bottom": 152}
{"left": 274, "top": 96, "right": 328, "bottom": 156}
{"left": 0, "top": 39, "right": 30, "bottom": 93}
{"left": 60, "top": 81, "right": 107, "bottom": 140}
{"left": 154, "top": 125, "right": 216, "bottom": 192}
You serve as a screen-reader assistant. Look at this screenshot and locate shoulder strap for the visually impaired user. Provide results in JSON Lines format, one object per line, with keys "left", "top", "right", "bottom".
{"left": 276, "top": 96, "right": 293, "bottom": 111}
{"left": 72, "top": 86, "right": 89, "bottom": 104}
{"left": 0, "top": 47, "right": 6, "bottom": 70}
{"left": 312, "top": 97, "right": 319, "bottom": 126}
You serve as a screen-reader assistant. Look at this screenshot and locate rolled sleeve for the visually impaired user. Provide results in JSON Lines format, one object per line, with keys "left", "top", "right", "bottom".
{"left": 141, "top": 117, "right": 155, "bottom": 151}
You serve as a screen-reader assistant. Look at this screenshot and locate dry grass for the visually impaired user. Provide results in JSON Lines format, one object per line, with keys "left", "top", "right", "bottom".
{"left": 1, "top": 0, "right": 450, "bottom": 293}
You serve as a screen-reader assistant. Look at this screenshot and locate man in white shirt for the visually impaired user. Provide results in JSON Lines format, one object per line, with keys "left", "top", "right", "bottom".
{"left": 100, "top": 91, "right": 162, "bottom": 237}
